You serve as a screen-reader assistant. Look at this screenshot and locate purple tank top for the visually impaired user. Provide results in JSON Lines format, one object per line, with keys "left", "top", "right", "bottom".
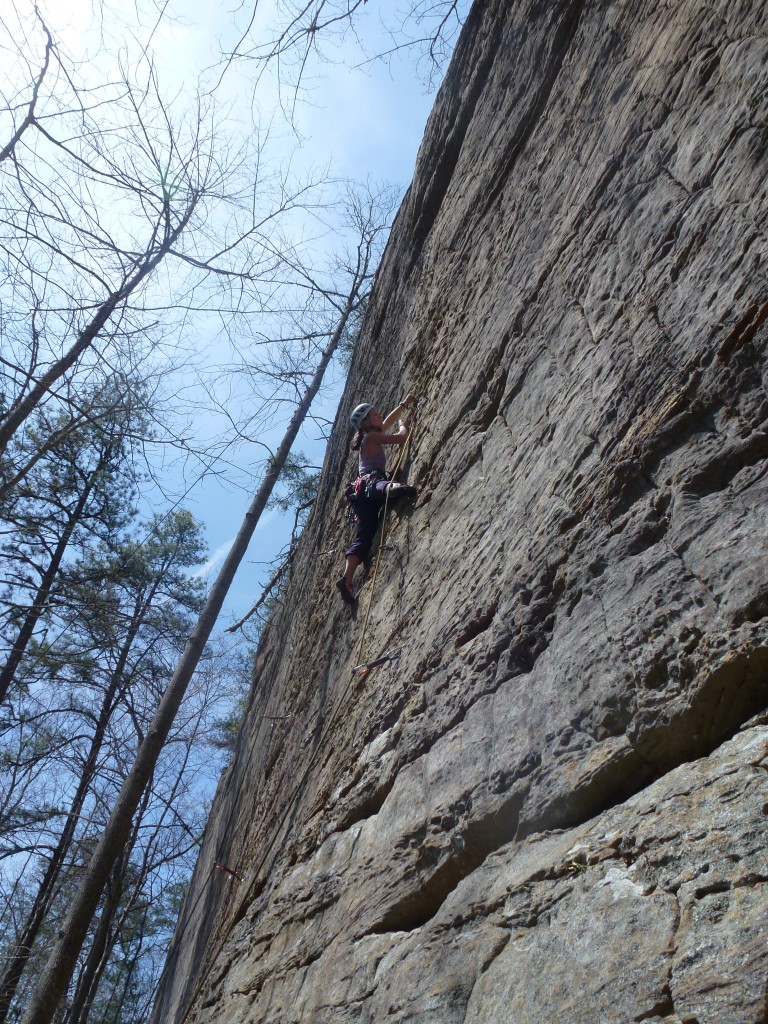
{"left": 359, "top": 447, "right": 386, "bottom": 475}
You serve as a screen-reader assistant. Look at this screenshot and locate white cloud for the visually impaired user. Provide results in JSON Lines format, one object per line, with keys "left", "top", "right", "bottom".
{"left": 192, "top": 509, "right": 279, "bottom": 580}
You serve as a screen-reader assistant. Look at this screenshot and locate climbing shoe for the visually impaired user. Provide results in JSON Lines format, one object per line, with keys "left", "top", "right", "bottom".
{"left": 336, "top": 576, "right": 356, "bottom": 605}
{"left": 386, "top": 483, "right": 417, "bottom": 498}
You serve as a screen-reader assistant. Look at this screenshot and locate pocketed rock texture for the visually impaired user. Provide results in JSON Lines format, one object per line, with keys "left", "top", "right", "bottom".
{"left": 153, "top": 0, "right": 768, "bottom": 1022}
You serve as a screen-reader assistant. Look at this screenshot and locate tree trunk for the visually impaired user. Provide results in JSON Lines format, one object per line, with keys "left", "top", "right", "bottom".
{"left": 63, "top": 859, "right": 124, "bottom": 1024}
{"left": 0, "top": 586, "right": 160, "bottom": 1020}
{"left": 0, "top": 208, "right": 193, "bottom": 459}
{"left": 63, "top": 782, "right": 150, "bottom": 1024}
{"left": 0, "top": 451, "right": 107, "bottom": 704}
{"left": 19, "top": 290, "right": 359, "bottom": 1024}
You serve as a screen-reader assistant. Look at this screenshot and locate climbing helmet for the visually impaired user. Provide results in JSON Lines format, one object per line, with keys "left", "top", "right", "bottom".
{"left": 350, "top": 402, "right": 374, "bottom": 430}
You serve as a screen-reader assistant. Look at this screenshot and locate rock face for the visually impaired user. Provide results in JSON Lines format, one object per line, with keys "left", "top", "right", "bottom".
{"left": 152, "top": 0, "right": 768, "bottom": 1021}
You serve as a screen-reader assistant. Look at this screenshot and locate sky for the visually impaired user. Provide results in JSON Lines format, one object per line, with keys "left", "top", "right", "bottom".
{"left": 10, "top": 0, "right": 469, "bottom": 629}
{"left": 151, "top": 1, "right": 466, "bottom": 626}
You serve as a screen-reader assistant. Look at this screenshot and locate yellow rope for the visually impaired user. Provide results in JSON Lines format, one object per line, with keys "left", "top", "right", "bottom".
{"left": 173, "top": 411, "right": 421, "bottom": 1019}
{"left": 174, "top": 411, "right": 421, "bottom": 1019}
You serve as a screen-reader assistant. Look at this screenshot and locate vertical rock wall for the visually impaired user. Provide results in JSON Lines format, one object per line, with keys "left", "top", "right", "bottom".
{"left": 153, "top": 0, "right": 768, "bottom": 1021}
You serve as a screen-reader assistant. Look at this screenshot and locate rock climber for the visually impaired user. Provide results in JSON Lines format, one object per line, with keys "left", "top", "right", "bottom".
{"left": 336, "top": 395, "right": 418, "bottom": 604}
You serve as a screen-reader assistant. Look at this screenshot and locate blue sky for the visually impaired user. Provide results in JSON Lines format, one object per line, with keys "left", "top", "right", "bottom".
{"left": 154, "top": 3, "right": 464, "bottom": 624}
{"left": 22, "top": 0, "right": 468, "bottom": 626}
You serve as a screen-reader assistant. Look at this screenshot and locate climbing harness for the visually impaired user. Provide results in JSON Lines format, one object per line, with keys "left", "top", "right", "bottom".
{"left": 343, "top": 467, "right": 387, "bottom": 525}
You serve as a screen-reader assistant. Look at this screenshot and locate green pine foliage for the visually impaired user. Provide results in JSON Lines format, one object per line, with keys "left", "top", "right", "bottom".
{"left": 0, "top": 398, "right": 231, "bottom": 1024}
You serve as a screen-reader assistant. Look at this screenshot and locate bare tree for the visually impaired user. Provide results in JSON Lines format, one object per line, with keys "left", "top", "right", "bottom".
{"left": 0, "top": 503, "right": 209, "bottom": 1021}
{"left": 0, "top": 7, "right": 54, "bottom": 165}
{"left": 1, "top": 8, "right": 407, "bottom": 1022}
{"left": 0, "top": 399, "right": 144, "bottom": 706}
{"left": 62, "top": 690, "right": 215, "bottom": 1024}
{"left": 0, "top": 5, "right": 328, "bottom": 465}
{"left": 224, "top": 0, "right": 470, "bottom": 104}
{"left": 18, "top": 182, "right": 392, "bottom": 1024}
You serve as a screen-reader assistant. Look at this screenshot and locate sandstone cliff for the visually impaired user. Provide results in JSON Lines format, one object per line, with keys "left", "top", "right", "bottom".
{"left": 153, "top": 0, "right": 768, "bottom": 1021}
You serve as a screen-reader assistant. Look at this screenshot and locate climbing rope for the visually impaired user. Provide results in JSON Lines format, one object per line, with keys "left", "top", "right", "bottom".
{"left": 171, "top": 404, "right": 419, "bottom": 1024}
{"left": 173, "top": 638, "right": 391, "bottom": 1024}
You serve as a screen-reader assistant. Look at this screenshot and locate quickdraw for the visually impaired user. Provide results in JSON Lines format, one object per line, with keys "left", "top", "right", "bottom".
{"left": 352, "top": 648, "right": 402, "bottom": 673}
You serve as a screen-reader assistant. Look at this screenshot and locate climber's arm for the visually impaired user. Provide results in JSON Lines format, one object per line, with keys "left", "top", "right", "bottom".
{"left": 382, "top": 394, "right": 416, "bottom": 431}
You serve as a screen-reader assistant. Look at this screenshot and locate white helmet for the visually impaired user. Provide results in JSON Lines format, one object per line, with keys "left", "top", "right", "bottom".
{"left": 349, "top": 402, "right": 373, "bottom": 430}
